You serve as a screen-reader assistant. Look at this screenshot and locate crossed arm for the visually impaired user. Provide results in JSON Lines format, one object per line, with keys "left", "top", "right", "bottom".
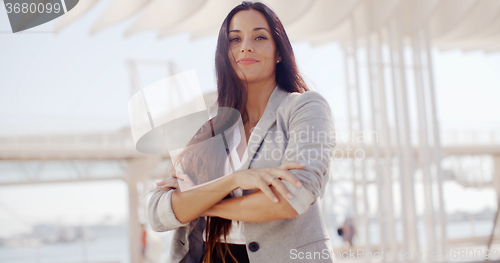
{"left": 169, "top": 170, "right": 301, "bottom": 224}
{"left": 201, "top": 185, "right": 298, "bottom": 222}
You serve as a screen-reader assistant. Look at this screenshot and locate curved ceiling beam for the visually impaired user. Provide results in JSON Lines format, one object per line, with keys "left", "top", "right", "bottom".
{"left": 285, "top": 0, "right": 360, "bottom": 38}
{"left": 54, "top": 0, "right": 100, "bottom": 33}
{"left": 89, "top": 0, "right": 152, "bottom": 35}
{"left": 296, "top": 0, "right": 402, "bottom": 47}
{"left": 394, "top": 0, "right": 442, "bottom": 36}
{"left": 124, "top": 0, "right": 206, "bottom": 37}
{"left": 427, "top": 0, "right": 478, "bottom": 38}
{"left": 158, "top": 0, "right": 241, "bottom": 39}
{"left": 266, "top": 0, "right": 317, "bottom": 26}
{"left": 188, "top": 0, "right": 318, "bottom": 41}
{"left": 436, "top": 0, "right": 500, "bottom": 42}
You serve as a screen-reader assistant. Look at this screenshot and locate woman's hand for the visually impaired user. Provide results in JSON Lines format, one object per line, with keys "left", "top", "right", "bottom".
{"left": 155, "top": 173, "right": 180, "bottom": 190}
{"left": 230, "top": 162, "right": 305, "bottom": 203}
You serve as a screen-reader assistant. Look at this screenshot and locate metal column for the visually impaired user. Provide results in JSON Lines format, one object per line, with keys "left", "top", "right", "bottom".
{"left": 343, "top": 14, "right": 372, "bottom": 251}
{"left": 365, "top": 18, "right": 387, "bottom": 258}
{"left": 376, "top": 27, "right": 398, "bottom": 256}
{"left": 127, "top": 156, "right": 162, "bottom": 263}
{"left": 423, "top": 25, "right": 448, "bottom": 253}
{"left": 387, "top": 18, "right": 419, "bottom": 254}
{"left": 411, "top": 30, "right": 437, "bottom": 252}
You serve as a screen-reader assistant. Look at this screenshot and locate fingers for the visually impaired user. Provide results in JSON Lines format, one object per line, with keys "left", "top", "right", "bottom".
{"left": 155, "top": 180, "right": 167, "bottom": 186}
{"left": 263, "top": 172, "right": 293, "bottom": 200}
{"left": 270, "top": 178, "right": 294, "bottom": 200}
{"left": 155, "top": 172, "right": 178, "bottom": 185}
{"left": 155, "top": 177, "right": 179, "bottom": 190}
{"left": 277, "top": 162, "right": 305, "bottom": 187}
{"left": 155, "top": 184, "right": 178, "bottom": 190}
{"left": 278, "top": 162, "right": 305, "bottom": 170}
{"left": 258, "top": 179, "right": 279, "bottom": 203}
{"left": 270, "top": 168, "right": 303, "bottom": 188}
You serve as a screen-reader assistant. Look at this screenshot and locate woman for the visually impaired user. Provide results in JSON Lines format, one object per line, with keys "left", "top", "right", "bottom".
{"left": 149, "top": 1, "right": 336, "bottom": 262}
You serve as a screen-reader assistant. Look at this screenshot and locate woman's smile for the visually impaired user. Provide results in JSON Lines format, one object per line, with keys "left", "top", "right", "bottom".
{"left": 237, "top": 57, "right": 259, "bottom": 65}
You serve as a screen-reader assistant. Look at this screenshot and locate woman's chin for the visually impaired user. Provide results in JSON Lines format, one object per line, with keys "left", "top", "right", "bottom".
{"left": 238, "top": 72, "right": 267, "bottom": 83}
{"left": 240, "top": 77, "right": 262, "bottom": 84}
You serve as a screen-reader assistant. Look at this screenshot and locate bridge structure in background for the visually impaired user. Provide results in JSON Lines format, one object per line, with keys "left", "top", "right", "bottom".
{"left": 1, "top": 125, "right": 498, "bottom": 185}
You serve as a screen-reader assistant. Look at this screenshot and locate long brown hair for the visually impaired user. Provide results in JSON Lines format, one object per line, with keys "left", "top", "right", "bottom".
{"left": 169, "top": 1, "right": 309, "bottom": 262}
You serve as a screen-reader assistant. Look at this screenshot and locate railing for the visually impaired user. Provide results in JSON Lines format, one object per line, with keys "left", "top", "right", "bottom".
{"left": 441, "top": 127, "right": 500, "bottom": 145}
{"left": 326, "top": 119, "right": 500, "bottom": 146}
{"left": 0, "top": 128, "right": 135, "bottom": 149}
{"left": 0, "top": 122, "right": 498, "bottom": 149}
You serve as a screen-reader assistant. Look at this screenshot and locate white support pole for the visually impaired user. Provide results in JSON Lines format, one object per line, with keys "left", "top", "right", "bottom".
{"left": 423, "top": 25, "right": 448, "bottom": 252}
{"left": 411, "top": 30, "right": 437, "bottom": 252}
{"left": 350, "top": 14, "right": 372, "bottom": 251}
{"left": 128, "top": 170, "right": 141, "bottom": 263}
{"left": 486, "top": 155, "right": 500, "bottom": 263}
{"left": 376, "top": 27, "right": 398, "bottom": 255}
{"left": 387, "top": 19, "right": 412, "bottom": 254}
{"left": 386, "top": 19, "right": 407, "bottom": 253}
{"left": 365, "top": 14, "right": 387, "bottom": 257}
{"left": 126, "top": 61, "right": 142, "bottom": 96}
{"left": 127, "top": 156, "right": 162, "bottom": 263}
{"left": 394, "top": 17, "right": 420, "bottom": 255}
{"left": 342, "top": 44, "right": 361, "bottom": 242}
{"left": 494, "top": 156, "right": 500, "bottom": 201}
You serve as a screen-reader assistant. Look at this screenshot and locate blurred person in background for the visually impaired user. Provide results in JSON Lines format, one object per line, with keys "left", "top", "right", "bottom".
{"left": 337, "top": 217, "right": 355, "bottom": 247}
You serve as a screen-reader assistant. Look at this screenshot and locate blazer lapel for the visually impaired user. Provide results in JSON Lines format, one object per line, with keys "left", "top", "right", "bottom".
{"left": 238, "top": 86, "right": 289, "bottom": 171}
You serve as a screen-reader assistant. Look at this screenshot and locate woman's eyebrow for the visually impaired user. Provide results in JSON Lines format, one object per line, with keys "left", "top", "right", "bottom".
{"left": 229, "top": 27, "right": 270, "bottom": 33}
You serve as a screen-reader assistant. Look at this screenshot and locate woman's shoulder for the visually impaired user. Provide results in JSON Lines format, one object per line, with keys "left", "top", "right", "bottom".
{"left": 281, "top": 90, "right": 330, "bottom": 111}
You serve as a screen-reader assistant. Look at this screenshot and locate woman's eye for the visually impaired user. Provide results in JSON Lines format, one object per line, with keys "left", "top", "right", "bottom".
{"left": 229, "top": 37, "right": 240, "bottom": 42}
{"left": 256, "top": 36, "right": 267, "bottom": 40}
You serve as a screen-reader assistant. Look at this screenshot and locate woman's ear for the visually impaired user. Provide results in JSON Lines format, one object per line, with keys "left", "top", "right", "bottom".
{"left": 277, "top": 53, "right": 282, "bottom": 63}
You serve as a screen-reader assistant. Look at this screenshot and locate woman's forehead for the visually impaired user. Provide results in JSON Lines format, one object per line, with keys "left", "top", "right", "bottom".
{"left": 229, "top": 10, "right": 270, "bottom": 32}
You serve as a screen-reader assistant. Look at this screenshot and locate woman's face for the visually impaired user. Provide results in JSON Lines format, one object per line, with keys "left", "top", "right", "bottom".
{"left": 228, "top": 9, "right": 281, "bottom": 84}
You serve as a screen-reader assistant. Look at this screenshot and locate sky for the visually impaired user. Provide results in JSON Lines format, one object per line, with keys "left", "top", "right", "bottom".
{"left": 1, "top": 0, "right": 500, "bottom": 238}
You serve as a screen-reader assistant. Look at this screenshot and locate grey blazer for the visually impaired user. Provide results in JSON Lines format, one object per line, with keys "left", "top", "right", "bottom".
{"left": 148, "top": 86, "right": 337, "bottom": 262}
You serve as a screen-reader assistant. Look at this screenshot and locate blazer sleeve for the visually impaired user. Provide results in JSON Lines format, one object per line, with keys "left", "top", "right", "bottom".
{"left": 148, "top": 188, "right": 190, "bottom": 232}
{"left": 280, "top": 91, "right": 336, "bottom": 215}
{"left": 148, "top": 162, "right": 191, "bottom": 232}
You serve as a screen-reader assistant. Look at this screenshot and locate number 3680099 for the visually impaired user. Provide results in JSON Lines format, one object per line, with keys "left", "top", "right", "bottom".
{"left": 5, "top": 2, "right": 62, "bottom": 14}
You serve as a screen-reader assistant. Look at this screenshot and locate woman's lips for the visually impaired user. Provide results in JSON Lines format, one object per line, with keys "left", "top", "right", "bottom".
{"left": 238, "top": 58, "right": 259, "bottom": 65}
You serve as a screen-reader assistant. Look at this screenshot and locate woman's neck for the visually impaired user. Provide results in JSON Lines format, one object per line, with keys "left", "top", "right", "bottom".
{"left": 244, "top": 78, "right": 276, "bottom": 122}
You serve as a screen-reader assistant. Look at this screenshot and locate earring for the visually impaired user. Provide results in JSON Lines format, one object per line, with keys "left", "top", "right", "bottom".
{"left": 276, "top": 60, "right": 280, "bottom": 63}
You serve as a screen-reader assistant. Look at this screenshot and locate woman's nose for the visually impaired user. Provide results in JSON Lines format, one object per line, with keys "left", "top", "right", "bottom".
{"left": 240, "top": 38, "right": 253, "bottom": 52}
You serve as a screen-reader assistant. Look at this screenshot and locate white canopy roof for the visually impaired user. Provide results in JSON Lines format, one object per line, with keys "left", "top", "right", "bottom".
{"left": 55, "top": 0, "right": 500, "bottom": 53}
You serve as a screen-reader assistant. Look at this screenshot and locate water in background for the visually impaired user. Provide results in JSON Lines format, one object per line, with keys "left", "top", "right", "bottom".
{"left": 0, "top": 220, "right": 494, "bottom": 262}
{"left": 0, "top": 232, "right": 129, "bottom": 263}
